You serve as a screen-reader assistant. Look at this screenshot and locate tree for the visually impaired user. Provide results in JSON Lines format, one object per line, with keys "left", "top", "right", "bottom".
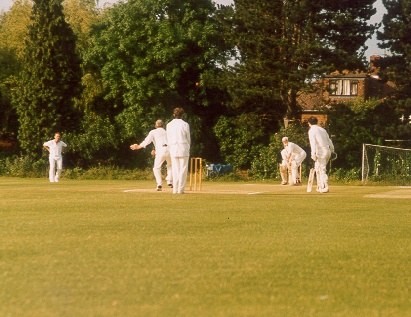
{"left": 0, "top": 0, "right": 32, "bottom": 139}
{"left": 225, "top": 0, "right": 376, "bottom": 124}
{"left": 14, "top": 0, "right": 82, "bottom": 158}
{"left": 376, "top": 0, "right": 411, "bottom": 142}
{"left": 377, "top": 0, "right": 411, "bottom": 97}
{"left": 63, "top": 0, "right": 99, "bottom": 54}
{"left": 213, "top": 113, "right": 267, "bottom": 169}
{"left": 83, "top": 0, "right": 231, "bottom": 163}
{"left": 326, "top": 98, "right": 407, "bottom": 170}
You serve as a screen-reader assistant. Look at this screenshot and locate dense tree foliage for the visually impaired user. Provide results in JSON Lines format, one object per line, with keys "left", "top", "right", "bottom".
{"left": 223, "top": 0, "right": 376, "bottom": 123}
{"left": 213, "top": 113, "right": 267, "bottom": 169}
{"left": 327, "top": 99, "right": 406, "bottom": 169}
{"left": 1, "top": 0, "right": 410, "bottom": 174}
{"left": 0, "top": 0, "right": 32, "bottom": 61}
{"left": 377, "top": 0, "right": 411, "bottom": 96}
{"left": 63, "top": 0, "right": 99, "bottom": 54}
{"left": 376, "top": 0, "right": 411, "bottom": 142}
{"left": 0, "top": 0, "right": 32, "bottom": 140}
{"left": 210, "top": 0, "right": 377, "bottom": 168}
{"left": 81, "top": 0, "right": 231, "bottom": 165}
{"left": 14, "top": 0, "right": 82, "bottom": 158}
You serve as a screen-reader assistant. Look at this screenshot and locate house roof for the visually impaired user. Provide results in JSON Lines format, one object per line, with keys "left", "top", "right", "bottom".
{"left": 324, "top": 73, "right": 368, "bottom": 79}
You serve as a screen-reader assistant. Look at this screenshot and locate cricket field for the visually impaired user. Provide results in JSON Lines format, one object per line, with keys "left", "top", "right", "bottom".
{"left": 1, "top": 178, "right": 410, "bottom": 316}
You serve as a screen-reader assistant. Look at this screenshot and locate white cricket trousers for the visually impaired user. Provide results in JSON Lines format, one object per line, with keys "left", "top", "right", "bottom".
{"left": 153, "top": 148, "right": 172, "bottom": 186}
{"left": 315, "top": 147, "right": 331, "bottom": 190}
{"left": 171, "top": 156, "right": 189, "bottom": 194}
{"left": 49, "top": 156, "right": 63, "bottom": 182}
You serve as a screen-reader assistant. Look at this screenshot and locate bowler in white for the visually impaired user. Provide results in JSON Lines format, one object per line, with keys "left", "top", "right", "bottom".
{"left": 130, "top": 119, "right": 172, "bottom": 191}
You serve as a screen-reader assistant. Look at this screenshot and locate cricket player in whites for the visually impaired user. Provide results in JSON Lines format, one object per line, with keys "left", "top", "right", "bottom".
{"left": 43, "top": 132, "right": 67, "bottom": 183}
{"left": 279, "top": 145, "right": 297, "bottom": 185}
{"left": 167, "top": 107, "right": 191, "bottom": 194}
{"left": 307, "top": 116, "right": 334, "bottom": 193}
{"left": 130, "top": 119, "right": 172, "bottom": 191}
{"left": 281, "top": 137, "right": 306, "bottom": 185}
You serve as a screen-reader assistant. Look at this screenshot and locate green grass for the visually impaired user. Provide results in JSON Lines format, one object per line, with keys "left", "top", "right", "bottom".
{"left": 1, "top": 178, "right": 411, "bottom": 316}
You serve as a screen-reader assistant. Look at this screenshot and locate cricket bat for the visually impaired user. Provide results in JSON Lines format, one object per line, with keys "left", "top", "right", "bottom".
{"left": 307, "top": 167, "right": 315, "bottom": 193}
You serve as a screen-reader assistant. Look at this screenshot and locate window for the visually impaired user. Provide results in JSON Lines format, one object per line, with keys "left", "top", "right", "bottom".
{"left": 329, "top": 79, "right": 358, "bottom": 96}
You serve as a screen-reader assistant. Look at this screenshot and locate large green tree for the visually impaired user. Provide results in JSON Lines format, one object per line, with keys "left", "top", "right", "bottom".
{"left": 212, "top": 0, "right": 376, "bottom": 168}
{"left": 0, "top": 0, "right": 32, "bottom": 140}
{"left": 376, "top": 0, "right": 411, "bottom": 142}
{"left": 225, "top": 0, "right": 376, "bottom": 122}
{"left": 377, "top": 0, "right": 411, "bottom": 96}
{"left": 14, "top": 0, "right": 82, "bottom": 158}
{"left": 82, "top": 0, "right": 231, "bottom": 163}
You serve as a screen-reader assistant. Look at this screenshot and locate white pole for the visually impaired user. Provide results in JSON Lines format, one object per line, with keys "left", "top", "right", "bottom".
{"left": 361, "top": 143, "right": 365, "bottom": 184}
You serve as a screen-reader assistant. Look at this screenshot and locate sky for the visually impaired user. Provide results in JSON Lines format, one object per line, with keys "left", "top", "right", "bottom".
{"left": 0, "top": 0, "right": 386, "bottom": 59}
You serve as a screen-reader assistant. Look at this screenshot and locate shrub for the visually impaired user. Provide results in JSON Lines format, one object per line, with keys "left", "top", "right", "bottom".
{"left": 0, "top": 156, "right": 46, "bottom": 178}
{"left": 331, "top": 167, "right": 362, "bottom": 183}
{"left": 0, "top": 156, "right": 154, "bottom": 180}
{"left": 64, "top": 165, "right": 153, "bottom": 180}
{"left": 213, "top": 114, "right": 269, "bottom": 169}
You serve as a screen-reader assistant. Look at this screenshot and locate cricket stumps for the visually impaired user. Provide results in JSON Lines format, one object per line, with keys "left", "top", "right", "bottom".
{"left": 189, "top": 157, "right": 202, "bottom": 191}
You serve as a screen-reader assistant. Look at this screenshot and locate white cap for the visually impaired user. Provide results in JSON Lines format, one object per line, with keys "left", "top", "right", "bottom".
{"left": 282, "top": 137, "right": 288, "bottom": 142}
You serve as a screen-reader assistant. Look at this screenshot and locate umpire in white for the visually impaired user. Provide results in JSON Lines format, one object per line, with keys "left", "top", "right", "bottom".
{"left": 166, "top": 108, "right": 191, "bottom": 194}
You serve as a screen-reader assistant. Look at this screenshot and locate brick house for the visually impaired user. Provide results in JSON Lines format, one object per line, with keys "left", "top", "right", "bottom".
{"left": 297, "top": 55, "right": 396, "bottom": 127}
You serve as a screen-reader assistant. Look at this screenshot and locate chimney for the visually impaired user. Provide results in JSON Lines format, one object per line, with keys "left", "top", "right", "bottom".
{"left": 369, "top": 55, "right": 381, "bottom": 75}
